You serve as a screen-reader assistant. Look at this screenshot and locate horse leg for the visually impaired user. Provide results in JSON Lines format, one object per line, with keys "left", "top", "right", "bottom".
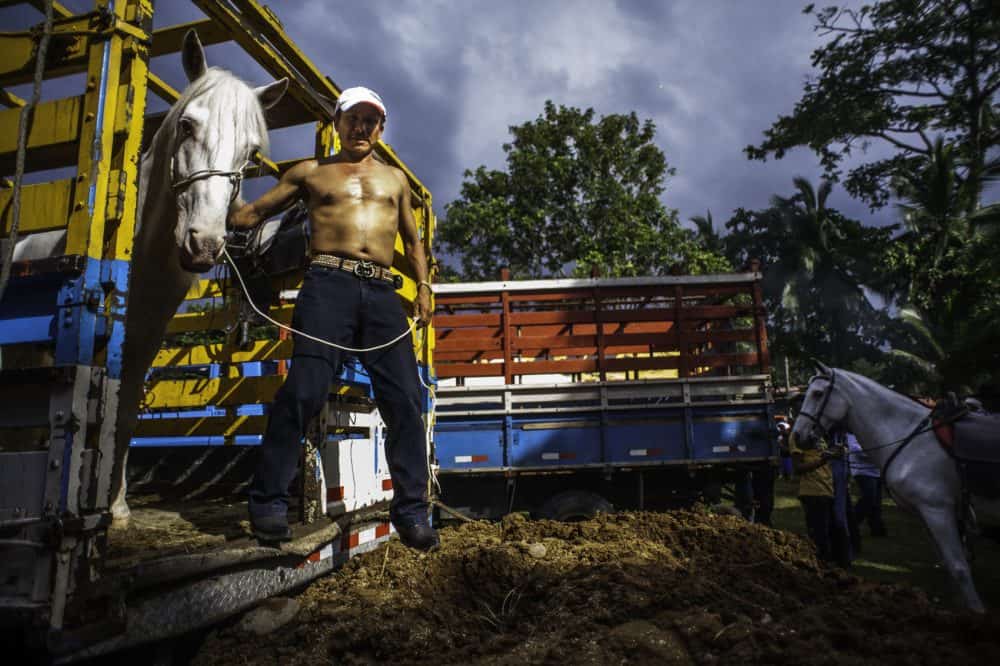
{"left": 918, "top": 505, "right": 985, "bottom": 612}
{"left": 110, "top": 449, "right": 130, "bottom": 527}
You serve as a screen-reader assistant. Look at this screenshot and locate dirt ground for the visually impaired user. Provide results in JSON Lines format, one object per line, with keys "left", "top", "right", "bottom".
{"left": 192, "top": 510, "right": 1000, "bottom": 665}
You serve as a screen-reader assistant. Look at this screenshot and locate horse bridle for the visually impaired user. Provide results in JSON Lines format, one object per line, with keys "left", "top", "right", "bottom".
{"left": 797, "top": 369, "right": 836, "bottom": 439}
{"left": 170, "top": 155, "right": 251, "bottom": 206}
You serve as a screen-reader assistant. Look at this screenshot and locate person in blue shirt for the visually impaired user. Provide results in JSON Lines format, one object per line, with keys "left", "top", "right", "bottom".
{"left": 847, "top": 432, "right": 887, "bottom": 541}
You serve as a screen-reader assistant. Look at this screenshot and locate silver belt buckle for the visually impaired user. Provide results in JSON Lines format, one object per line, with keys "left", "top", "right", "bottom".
{"left": 354, "top": 260, "right": 376, "bottom": 279}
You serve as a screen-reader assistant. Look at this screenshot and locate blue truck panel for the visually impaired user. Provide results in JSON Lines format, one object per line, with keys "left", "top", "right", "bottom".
{"left": 689, "top": 407, "right": 772, "bottom": 461}
{"left": 603, "top": 413, "right": 688, "bottom": 464}
{"left": 434, "top": 421, "right": 504, "bottom": 470}
{"left": 510, "top": 419, "right": 602, "bottom": 467}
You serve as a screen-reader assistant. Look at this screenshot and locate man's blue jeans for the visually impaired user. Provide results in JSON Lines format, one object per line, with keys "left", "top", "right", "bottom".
{"left": 248, "top": 264, "right": 429, "bottom": 524}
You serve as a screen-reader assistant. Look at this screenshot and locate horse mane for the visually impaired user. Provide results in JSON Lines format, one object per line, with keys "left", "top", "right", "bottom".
{"left": 161, "top": 67, "right": 271, "bottom": 155}
{"left": 137, "top": 68, "right": 270, "bottom": 235}
{"left": 825, "top": 368, "right": 932, "bottom": 413}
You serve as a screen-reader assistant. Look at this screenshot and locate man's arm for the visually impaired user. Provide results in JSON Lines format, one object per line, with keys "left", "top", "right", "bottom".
{"left": 793, "top": 453, "right": 828, "bottom": 474}
{"left": 395, "top": 169, "right": 432, "bottom": 327}
{"left": 228, "top": 160, "right": 313, "bottom": 229}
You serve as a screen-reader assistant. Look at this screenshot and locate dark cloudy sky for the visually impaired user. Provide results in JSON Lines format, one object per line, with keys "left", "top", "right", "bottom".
{"left": 6, "top": 0, "right": 898, "bottom": 238}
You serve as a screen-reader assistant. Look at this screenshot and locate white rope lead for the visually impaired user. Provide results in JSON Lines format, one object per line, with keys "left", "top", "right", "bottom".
{"left": 221, "top": 246, "right": 439, "bottom": 497}
{"left": 222, "top": 246, "right": 418, "bottom": 354}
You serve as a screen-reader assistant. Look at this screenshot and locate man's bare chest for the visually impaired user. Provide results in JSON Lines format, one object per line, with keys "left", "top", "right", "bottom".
{"left": 305, "top": 167, "right": 398, "bottom": 207}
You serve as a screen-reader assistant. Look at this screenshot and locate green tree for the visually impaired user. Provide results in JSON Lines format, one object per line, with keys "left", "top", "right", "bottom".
{"left": 724, "top": 178, "right": 892, "bottom": 370}
{"left": 439, "top": 101, "right": 716, "bottom": 280}
{"left": 746, "top": 0, "right": 1000, "bottom": 210}
{"left": 689, "top": 209, "right": 726, "bottom": 256}
{"left": 879, "top": 139, "right": 1000, "bottom": 396}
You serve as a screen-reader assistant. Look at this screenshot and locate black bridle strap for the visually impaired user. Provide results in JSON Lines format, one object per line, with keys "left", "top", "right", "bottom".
{"left": 879, "top": 415, "right": 932, "bottom": 505}
{"left": 797, "top": 370, "right": 836, "bottom": 436}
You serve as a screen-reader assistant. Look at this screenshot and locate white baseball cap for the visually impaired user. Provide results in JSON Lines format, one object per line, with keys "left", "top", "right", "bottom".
{"left": 336, "top": 86, "right": 387, "bottom": 119}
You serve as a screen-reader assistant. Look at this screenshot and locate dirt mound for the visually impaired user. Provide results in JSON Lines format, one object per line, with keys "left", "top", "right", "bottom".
{"left": 194, "top": 510, "right": 1000, "bottom": 665}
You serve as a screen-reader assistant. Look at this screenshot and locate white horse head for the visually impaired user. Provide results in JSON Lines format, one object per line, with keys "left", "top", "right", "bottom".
{"left": 791, "top": 360, "right": 850, "bottom": 447}
{"left": 163, "top": 30, "right": 287, "bottom": 271}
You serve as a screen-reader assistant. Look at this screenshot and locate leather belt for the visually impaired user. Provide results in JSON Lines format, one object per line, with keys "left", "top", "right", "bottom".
{"left": 310, "top": 253, "right": 397, "bottom": 285}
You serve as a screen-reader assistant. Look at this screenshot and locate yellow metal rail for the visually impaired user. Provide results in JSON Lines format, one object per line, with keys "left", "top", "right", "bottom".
{"left": 2, "top": 0, "right": 437, "bottom": 444}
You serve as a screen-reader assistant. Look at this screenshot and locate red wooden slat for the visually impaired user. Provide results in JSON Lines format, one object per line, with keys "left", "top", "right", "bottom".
{"left": 434, "top": 363, "right": 505, "bottom": 378}
{"left": 434, "top": 336, "right": 504, "bottom": 352}
{"left": 435, "top": 294, "right": 501, "bottom": 306}
{"left": 434, "top": 313, "right": 502, "bottom": 328}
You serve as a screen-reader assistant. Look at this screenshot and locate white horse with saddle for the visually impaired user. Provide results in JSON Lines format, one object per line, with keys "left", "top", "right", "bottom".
{"left": 13, "top": 30, "right": 288, "bottom": 525}
{"left": 792, "top": 363, "right": 1000, "bottom": 612}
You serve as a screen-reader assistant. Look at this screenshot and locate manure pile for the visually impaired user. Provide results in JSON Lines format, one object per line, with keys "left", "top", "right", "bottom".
{"left": 194, "top": 511, "right": 1000, "bottom": 665}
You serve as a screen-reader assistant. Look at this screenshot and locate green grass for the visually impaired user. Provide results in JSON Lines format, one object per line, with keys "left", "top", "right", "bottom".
{"left": 770, "top": 478, "right": 1000, "bottom": 610}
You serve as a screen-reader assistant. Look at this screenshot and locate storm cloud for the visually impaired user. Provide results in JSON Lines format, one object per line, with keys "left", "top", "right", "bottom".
{"left": 3, "top": 0, "right": 895, "bottom": 234}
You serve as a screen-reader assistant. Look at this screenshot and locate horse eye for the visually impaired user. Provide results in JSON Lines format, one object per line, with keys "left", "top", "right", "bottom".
{"left": 178, "top": 117, "right": 195, "bottom": 136}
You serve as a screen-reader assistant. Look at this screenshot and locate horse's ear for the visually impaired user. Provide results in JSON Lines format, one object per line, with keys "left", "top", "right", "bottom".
{"left": 254, "top": 78, "right": 288, "bottom": 110}
{"left": 812, "top": 359, "right": 832, "bottom": 376}
{"left": 182, "top": 30, "right": 207, "bottom": 82}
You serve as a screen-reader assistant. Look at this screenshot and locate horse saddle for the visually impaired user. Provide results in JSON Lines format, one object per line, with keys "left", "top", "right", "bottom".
{"left": 928, "top": 397, "right": 1000, "bottom": 498}
{"left": 227, "top": 201, "right": 310, "bottom": 276}
{"left": 930, "top": 395, "right": 999, "bottom": 461}
{"left": 226, "top": 202, "right": 310, "bottom": 348}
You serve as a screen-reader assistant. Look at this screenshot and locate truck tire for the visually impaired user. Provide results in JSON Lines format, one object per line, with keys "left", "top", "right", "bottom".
{"left": 535, "top": 490, "right": 613, "bottom": 522}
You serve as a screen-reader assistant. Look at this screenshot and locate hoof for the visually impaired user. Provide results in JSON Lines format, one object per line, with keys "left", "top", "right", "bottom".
{"left": 110, "top": 503, "right": 131, "bottom": 529}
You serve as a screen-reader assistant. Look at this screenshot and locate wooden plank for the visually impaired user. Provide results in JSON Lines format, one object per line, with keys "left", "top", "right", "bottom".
{"left": 604, "top": 356, "right": 681, "bottom": 373}
{"left": 436, "top": 331, "right": 753, "bottom": 361}
{"left": 433, "top": 363, "right": 505, "bottom": 379}
{"left": 507, "top": 292, "right": 592, "bottom": 303}
{"left": 434, "top": 351, "right": 504, "bottom": 363}
{"left": 680, "top": 305, "right": 754, "bottom": 320}
{"left": 150, "top": 19, "right": 232, "bottom": 57}
{"left": 434, "top": 336, "right": 504, "bottom": 352}
{"left": 165, "top": 304, "right": 294, "bottom": 334}
{"left": 1, "top": 179, "right": 73, "bottom": 235}
{"left": 435, "top": 294, "right": 501, "bottom": 307}
{"left": 0, "top": 16, "right": 92, "bottom": 87}
{"left": 510, "top": 359, "right": 599, "bottom": 375}
{"left": 0, "top": 95, "right": 83, "bottom": 173}
{"left": 433, "top": 313, "right": 502, "bottom": 328}
{"left": 514, "top": 332, "right": 672, "bottom": 352}
{"left": 686, "top": 329, "right": 757, "bottom": 344}
{"left": 134, "top": 414, "right": 268, "bottom": 437}
{"left": 143, "top": 374, "right": 366, "bottom": 409}
{"left": 20, "top": 0, "right": 74, "bottom": 18}
{"left": 751, "top": 274, "right": 770, "bottom": 373}
{"left": 501, "top": 268, "right": 513, "bottom": 384}
{"left": 686, "top": 352, "right": 760, "bottom": 370}
{"left": 436, "top": 353, "right": 738, "bottom": 380}
{"left": 143, "top": 375, "right": 285, "bottom": 409}
{"left": 0, "top": 88, "right": 26, "bottom": 108}
{"left": 152, "top": 338, "right": 294, "bottom": 368}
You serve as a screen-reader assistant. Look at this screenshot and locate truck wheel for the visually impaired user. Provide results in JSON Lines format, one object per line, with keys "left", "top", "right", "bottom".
{"left": 536, "top": 490, "right": 613, "bottom": 522}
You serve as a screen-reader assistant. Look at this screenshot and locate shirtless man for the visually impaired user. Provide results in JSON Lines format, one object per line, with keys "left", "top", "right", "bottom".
{"left": 229, "top": 87, "right": 437, "bottom": 550}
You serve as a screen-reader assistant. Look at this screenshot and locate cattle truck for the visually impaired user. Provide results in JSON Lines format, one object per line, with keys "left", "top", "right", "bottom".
{"left": 430, "top": 267, "right": 777, "bottom": 521}
{"left": 0, "top": 1, "right": 434, "bottom": 661}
